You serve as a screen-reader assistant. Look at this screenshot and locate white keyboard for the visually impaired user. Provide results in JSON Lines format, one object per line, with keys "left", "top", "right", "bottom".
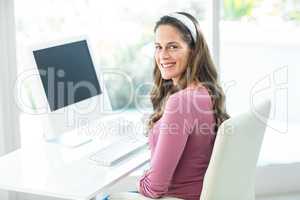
{"left": 56, "top": 116, "right": 135, "bottom": 148}
{"left": 89, "top": 139, "right": 148, "bottom": 166}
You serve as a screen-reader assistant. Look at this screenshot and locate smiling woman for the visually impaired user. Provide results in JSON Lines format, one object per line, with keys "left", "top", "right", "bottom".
{"left": 105, "top": 12, "right": 229, "bottom": 200}
{"left": 149, "top": 12, "right": 229, "bottom": 133}
{"left": 138, "top": 12, "right": 229, "bottom": 200}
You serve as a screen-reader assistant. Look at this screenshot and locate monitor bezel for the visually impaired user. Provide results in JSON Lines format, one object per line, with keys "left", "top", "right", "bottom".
{"left": 29, "top": 35, "right": 113, "bottom": 139}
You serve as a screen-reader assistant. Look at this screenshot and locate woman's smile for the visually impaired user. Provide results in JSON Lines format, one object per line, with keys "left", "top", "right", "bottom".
{"left": 161, "top": 62, "right": 176, "bottom": 68}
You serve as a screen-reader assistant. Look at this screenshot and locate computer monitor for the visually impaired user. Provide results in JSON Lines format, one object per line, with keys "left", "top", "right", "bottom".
{"left": 31, "top": 37, "right": 112, "bottom": 147}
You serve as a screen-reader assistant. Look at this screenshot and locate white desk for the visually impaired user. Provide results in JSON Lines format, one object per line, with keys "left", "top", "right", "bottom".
{"left": 0, "top": 113, "right": 150, "bottom": 200}
{"left": 2, "top": 114, "right": 299, "bottom": 199}
{"left": 0, "top": 139, "right": 150, "bottom": 200}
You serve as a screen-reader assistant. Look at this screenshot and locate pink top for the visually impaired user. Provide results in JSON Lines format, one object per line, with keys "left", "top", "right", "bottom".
{"left": 138, "top": 87, "right": 216, "bottom": 200}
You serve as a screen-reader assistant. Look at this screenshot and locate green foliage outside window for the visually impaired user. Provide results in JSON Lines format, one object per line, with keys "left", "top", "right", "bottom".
{"left": 288, "top": 10, "right": 300, "bottom": 21}
{"left": 223, "top": 0, "right": 260, "bottom": 20}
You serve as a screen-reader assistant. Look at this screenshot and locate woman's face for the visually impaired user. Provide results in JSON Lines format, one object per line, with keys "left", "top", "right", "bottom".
{"left": 155, "top": 25, "right": 191, "bottom": 85}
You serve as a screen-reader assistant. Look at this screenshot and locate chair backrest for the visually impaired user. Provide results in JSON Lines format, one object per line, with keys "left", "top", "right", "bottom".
{"left": 200, "top": 100, "right": 271, "bottom": 200}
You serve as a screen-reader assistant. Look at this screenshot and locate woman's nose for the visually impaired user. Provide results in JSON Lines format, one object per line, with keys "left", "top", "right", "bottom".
{"left": 159, "top": 48, "right": 171, "bottom": 59}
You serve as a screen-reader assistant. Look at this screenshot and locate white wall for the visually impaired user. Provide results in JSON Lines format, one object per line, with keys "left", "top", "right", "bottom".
{"left": 0, "top": 0, "right": 20, "bottom": 155}
{"left": 0, "top": 0, "right": 20, "bottom": 199}
{"left": 220, "top": 22, "right": 299, "bottom": 125}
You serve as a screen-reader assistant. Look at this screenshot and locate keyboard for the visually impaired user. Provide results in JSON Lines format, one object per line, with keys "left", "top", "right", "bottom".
{"left": 89, "top": 138, "right": 148, "bottom": 166}
{"left": 56, "top": 116, "right": 135, "bottom": 148}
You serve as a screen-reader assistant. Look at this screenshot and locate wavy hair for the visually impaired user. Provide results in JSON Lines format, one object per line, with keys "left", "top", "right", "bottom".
{"left": 147, "top": 12, "right": 230, "bottom": 135}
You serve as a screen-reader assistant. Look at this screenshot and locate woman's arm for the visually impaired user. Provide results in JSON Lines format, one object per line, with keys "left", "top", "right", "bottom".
{"left": 138, "top": 94, "right": 193, "bottom": 198}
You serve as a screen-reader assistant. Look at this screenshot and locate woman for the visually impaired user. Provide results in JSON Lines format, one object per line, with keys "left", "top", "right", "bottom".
{"left": 107, "top": 12, "right": 229, "bottom": 200}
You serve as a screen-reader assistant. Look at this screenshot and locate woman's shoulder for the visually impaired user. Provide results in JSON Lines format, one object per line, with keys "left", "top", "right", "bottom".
{"left": 169, "top": 86, "right": 210, "bottom": 101}
{"left": 166, "top": 86, "right": 212, "bottom": 111}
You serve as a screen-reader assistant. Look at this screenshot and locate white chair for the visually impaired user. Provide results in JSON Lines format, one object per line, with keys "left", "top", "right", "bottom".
{"left": 107, "top": 100, "right": 271, "bottom": 200}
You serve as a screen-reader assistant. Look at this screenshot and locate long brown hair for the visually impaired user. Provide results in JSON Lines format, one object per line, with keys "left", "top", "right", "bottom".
{"left": 147, "top": 12, "right": 229, "bottom": 134}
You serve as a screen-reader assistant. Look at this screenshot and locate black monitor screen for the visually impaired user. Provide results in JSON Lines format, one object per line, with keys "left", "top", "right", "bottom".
{"left": 33, "top": 40, "right": 102, "bottom": 111}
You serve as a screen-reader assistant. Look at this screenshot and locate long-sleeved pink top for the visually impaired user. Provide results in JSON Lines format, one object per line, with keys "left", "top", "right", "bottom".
{"left": 138, "top": 86, "right": 216, "bottom": 200}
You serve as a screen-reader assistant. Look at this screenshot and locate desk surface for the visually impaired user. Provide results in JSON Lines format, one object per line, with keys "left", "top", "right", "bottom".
{"left": 0, "top": 112, "right": 150, "bottom": 200}
{"left": 1, "top": 113, "right": 299, "bottom": 199}
{"left": 0, "top": 139, "right": 150, "bottom": 200}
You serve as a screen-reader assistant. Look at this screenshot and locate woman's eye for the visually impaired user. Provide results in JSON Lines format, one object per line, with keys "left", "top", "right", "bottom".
{"left": 155, "top": 46, "right": 161, "bottom": 50}
{"left": 169, "top": 45, "right": 178, "bottom": 49}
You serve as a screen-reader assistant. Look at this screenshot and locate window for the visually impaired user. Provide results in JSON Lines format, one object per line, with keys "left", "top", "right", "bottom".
{"left": 15, "top": 0, "right": 212, "bottom": 143}
{"left": 220, "top": 0, "right": 300, "bottom": 164}
{"left": 13, "top": 0, "right": 300, "bottom": 183}
{"left": 220, "top": 0, "right": 300, "bottom": 124}
{"left": 15, "top": 0, "right": 212, "bottom": 111}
